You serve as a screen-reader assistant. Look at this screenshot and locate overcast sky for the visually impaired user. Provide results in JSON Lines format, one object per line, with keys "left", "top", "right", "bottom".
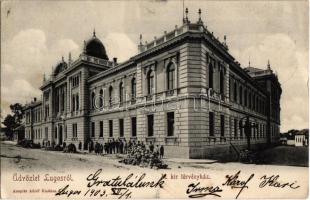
{"left": 1, "top": 0, "right": 308, "bottom": 132}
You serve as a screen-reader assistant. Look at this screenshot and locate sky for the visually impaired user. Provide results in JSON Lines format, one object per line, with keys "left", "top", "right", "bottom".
{"left": 1, "top": 0, "right": 308, "bottom": 132}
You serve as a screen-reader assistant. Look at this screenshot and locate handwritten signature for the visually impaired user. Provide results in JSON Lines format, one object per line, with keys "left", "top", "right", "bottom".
{"left": 222, "top": 171, "right": 254, "bottom": 199}
{"left": 186, "top": 182, "right": 223, "bottom": 198}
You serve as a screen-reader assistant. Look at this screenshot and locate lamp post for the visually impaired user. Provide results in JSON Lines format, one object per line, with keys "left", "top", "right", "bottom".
{"left": 239, "top": 115, "right": 258, "bottom": 150}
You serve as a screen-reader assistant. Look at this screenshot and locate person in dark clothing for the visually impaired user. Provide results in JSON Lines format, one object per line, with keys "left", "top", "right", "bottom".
{"left": 112, "top": 139, "right": 116, "bottom": 154}
{"left": 100, "top": 143, "right": 103, "bottom": 155}
{"left": 109, "top": 141, "right": 112, "bottom": 154}
{"left": 149, "top": 142, "right": 154, "bottom": 153}
{"left": 95, "top": 142, "right": 100, "bottom": 155}
{"left": 119, "top": 140, "right": 124, "bottom": 154}
{"left": 115, "top": 140, "right": 120, "bottom": 154}
{"left": 124, "top": 141, "right": 127, "bottom": 154}
{"left": 104, "top": 143, "right": 108, "bottom": 154}
{"left": 160, "top": 145, "right": 164, "bottom": 159}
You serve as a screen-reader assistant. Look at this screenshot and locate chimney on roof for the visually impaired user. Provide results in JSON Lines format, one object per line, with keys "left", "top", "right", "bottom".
{"left": 113, "top": 57, "right": 118, "bottom": 66}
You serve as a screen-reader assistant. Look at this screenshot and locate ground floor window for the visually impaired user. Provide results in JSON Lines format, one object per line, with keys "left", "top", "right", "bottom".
{"left": 220, "top": 114, "right": 225, "bottom": 137}
{"left": 55, "top": 127, "right": 57, "bottom": 139}
{"left": 239, "top": 120, "right": 243, "bottom": 138}
{"left": 131, "top": 117, "right": 137, "bottom": 137}
{"left": 119, "top": 119, "right": 124, "bottom": 137}
{"left": 147, "top": 114, "right": 154, "bottom": 137}
{"left": 234, "top": 118, "right": 238, "bottom": 138}
{"left": 167, "top": 112, "right": 174, "bottom": 136}
{"left": 91, "top": 122, "right": 95, "bottom": 138}
{"left": 64, "top": 125, "right": 67, "bottom": 140}
{"left": 72, "top": 123, "right": 77, "bottom": 138}
{"left": 99, "top": 121, "right": 103, "bottom": 137}
{"left": 109, "top": 120, "right": 113, "bottom": 137}
{"left": 209, "top": 112, "right": 214, "bottom": 136}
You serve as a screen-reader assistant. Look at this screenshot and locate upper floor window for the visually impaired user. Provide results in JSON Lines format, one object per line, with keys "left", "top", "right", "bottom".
{"left": 244, "top": 89, "right": 248, "bottom": 107}
{"left": 131, "top": 78, "right": 136, "bottom": 99}
{"left": 208, "top": 63, "right": 214, "bottom": 89}
{"left": 220, "top": 70, "right": 224, "bottom": 95}
{"left": 72, "top": 75, "right": 80, "bottom": 87}
{"left": 167, "top": 62, "right": 175, "bottom": 91}
{"left": 233, "top": 82, "right": 237, "bottom": 102}
{"left": 239, "top": 86, "right": 243, "bottom": 105}
{"left": 91, "top": 92, "right": 95, "bottom": 109}
{"left": 119, "top": 82, "right": 124, "bottom": 104}
{"left": 76, "top": 94, "right": 79, "bottom": 111}
{"left": 109, "top": 86, "right": 113, "bottom": 106}
{"left": 72, "top": 95, "right": 75, "bottom": 111}
{"left": 99, "top": 89, "right": 104, "bottom": 108}
{"left": 147, "top": 70, "right": 154, "bottom": 95}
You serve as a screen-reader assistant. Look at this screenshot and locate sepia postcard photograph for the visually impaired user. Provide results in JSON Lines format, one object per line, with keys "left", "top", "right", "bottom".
{"left": 0, "top": 0, "right": 309, "bottom": 199}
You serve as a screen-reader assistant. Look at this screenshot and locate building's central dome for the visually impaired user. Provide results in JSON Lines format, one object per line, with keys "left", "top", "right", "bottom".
{"left": 85, "top": 31, "right": 109, "bottom": 60}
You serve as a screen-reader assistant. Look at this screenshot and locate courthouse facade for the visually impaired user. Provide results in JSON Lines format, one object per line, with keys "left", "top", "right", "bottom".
{"left": 23, "top": 11, "right": 282, "bottom": 158}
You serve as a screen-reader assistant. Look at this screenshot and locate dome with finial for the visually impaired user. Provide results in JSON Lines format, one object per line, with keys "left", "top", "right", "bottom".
{"left": 84, "top": 29, "right": 109, "bottom": 60}
{"left": 53, "top": 56, "right": 68, "bottom": 76}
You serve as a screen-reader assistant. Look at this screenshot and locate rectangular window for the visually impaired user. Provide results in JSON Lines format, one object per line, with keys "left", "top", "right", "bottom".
{"left": 72, "top": 123, "right": 77, "bottom": 138}
{"left": 64, "top": 125, "right": 67, "bottom": 140}
{"left": 234, "top": 119, "right": 238, "bottom": 138}
{"left": 45, "top": 127, "right": 48, "bottom": 139}
{"left": 91, "top": 122, "right": 95, "bottom": 137}
{"left": 167, "top": 112, "right": 175, "bottom": 136}
{"left": 220, "top": 115, "right": 225, "bottom": 137}
{"left": 240, "top": 120, "right": 243, "bottom": 138}
{"left": 209, "top": 63, "right": 213, "bottom": 88}
{"left": 239, "top": 86, "right": 243, "bottom": 105}
{"left": 119, "top": 119, "right": 124, "bottom": 137}
{"left": 209, "top": 112, "right": 214, "bottom": 136}
{"left": 99, "top": 121, "right": 103, "bottom": 137}
{"left": 147, "top": 114, "right": 154, "bottom": 137}
{"left": 131, "top": 117, "right": 137, "bottom": 137}
{"left": 109, "top": 120, "right": 113, "bottom": 137}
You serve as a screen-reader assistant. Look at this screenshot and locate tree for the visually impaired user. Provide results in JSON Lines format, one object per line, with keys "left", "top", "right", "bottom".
{"left": 10, "top": 103, "right": 24, "bottom": 124}
{"left": 2, "top": 103, "right": 24, "bottom": 140}
{"left": 2, "top": 114, "right": 16, "bottom": 139}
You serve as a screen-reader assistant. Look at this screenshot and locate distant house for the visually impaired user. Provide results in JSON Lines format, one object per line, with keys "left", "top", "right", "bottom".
{"left": 282, "top": 129, "right": 308, "bottom": 147}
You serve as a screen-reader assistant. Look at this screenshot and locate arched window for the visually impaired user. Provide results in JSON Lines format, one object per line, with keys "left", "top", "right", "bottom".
{"left": 131, "top": 78, "right": 136, "bottom": 99}
{"left": 91, "top": 92, "right": 95, "bottom": 109}
{"left": 119, "top": 82, "right": 124, "bottom": 104}
{"left": 209, "top": 63, "right": 213, "bottom": 89}
{"left": 167, "top": 62, "right": 175, "bottom": 91}
{"left": 109, "top": 86, "right": 113, "bottom": 106}
{"left": 220, "top": 70, "right": 224, "bottom": 95}
{"left": 147, "top": 70, "right": 154, "bottom": 95}
{"left": 99, "top": 89, "right": 103, "bottom": 108}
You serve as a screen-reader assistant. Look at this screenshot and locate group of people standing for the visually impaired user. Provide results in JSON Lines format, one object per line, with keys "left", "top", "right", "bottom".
{"left": 119, "top": 141, "right": 167, "bottom": 169}
{"left": 86, "top": 139, "right": 165, "bottom": 159}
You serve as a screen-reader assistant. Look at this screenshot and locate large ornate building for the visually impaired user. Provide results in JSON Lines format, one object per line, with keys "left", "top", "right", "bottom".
{"left": 23, "top": 9, "right": 282, "bottom": 158}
